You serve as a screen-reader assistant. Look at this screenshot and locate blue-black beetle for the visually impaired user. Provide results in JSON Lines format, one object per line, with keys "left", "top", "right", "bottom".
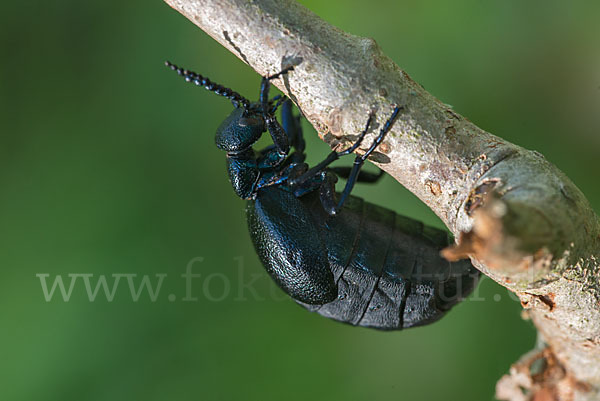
{"left": 166, "top": 61, "right": 479, "bottom": 330}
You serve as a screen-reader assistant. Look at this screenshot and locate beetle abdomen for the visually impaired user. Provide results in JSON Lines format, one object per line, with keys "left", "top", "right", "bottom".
{"left": 303, "top": 194, "right": 479, "bottom": 330}
{"left": 246, "top": 187, "right": 337, "bottom": 304}
{"left": 316, "top": 200, "right": 396, "bottom": 325}
{"left": 246, "top": 186, "right": 478, "bottom": 330}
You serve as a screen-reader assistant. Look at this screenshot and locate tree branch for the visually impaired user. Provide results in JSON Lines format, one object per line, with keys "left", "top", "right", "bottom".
{"left": 164, "top": 1, "right": 600, "bottom": 399}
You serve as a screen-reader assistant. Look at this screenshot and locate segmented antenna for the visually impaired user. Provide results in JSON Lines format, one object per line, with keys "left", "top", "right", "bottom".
{"left": 165, "top": 61, "right": 250, "bottom": 109}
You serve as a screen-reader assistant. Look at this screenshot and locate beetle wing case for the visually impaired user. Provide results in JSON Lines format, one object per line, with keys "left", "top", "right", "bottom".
{"left": 246, "top": 187, "right": 338, "bottom": 304}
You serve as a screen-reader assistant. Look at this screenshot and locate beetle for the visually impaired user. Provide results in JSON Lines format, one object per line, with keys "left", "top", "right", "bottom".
{"left": 166, "top": 61, "right": 480, "bottom": 330}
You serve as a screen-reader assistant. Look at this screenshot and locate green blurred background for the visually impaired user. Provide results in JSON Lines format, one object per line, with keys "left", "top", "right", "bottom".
{"left": 1, "top": 1, "right": 598, "bottom": 400}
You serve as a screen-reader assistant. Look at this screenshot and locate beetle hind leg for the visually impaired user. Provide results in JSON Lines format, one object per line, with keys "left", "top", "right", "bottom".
{"left": 294, "top": 106, "right": 402, "bottom": 215}
{"left": 288, "top": 110, "right": 376, "bottom": 188}
{"left": 329, "top": 106, "right": 402, "bottom": 214}
{"left": 329, "top": 166, "right": 385, "bottom": 184}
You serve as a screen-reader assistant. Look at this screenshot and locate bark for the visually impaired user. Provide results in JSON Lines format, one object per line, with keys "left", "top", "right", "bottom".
{"left": 164, "top": 1, "right": 600, "bottom": 399}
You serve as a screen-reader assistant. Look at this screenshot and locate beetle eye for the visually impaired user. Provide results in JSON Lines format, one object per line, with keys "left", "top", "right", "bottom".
{"left": 238, "top": 117, "right": 261, "bottom": 127}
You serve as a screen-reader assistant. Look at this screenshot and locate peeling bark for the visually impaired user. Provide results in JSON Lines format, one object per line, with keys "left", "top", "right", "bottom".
{"left": 164, "top": 1, "right": 600, "bottom": 399}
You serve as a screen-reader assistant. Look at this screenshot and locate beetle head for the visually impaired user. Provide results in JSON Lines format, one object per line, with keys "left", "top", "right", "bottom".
{"left": 215, "top": 107, "right": 265, "bottom": 152}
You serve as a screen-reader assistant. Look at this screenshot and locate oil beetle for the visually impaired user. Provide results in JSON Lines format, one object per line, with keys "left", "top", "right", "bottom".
{"left": 166, "top": 61, "right": 480, "bottom": 330}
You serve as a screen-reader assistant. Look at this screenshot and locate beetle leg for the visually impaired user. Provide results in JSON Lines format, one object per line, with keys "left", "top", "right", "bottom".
{"left": 264, "top": 116, "right": 290, "bottom": 156}
{"left": 318, "top": 171, "right": 339, "bottom": 215}
{"left": 288, "top": 110, "right": 377, "bottom": 189}
{"left": 281, "top": 100, "right": 306, "bottom": 156}
{"left": 313, "top": 168, "right": 379, "bottom": 216}
{"left": 270, "top": 96, "right": 287, "bottom": 114}
{"left": 292, "top": 170, "right": 326, "bottom": 198}
{"left": 259, "top": 66, "right": 295, "bottom": 156}
{"left": 288, "top": 111, "right": 375, "bottom": 188}
{"left": 257, "top": 146, "right": 287, "bottom": 169}
{"left": 329, "top": 106, "right": 402, "bottom": 214}
{"left": 329, "top": 167, "right": 385, "bottom": 184}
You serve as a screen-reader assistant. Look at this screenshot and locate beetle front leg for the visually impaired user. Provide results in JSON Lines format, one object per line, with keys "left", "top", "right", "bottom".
{"left": 260, "top": 67, "right": 295, "bottom": 155}
{"left": 257, "top": 146, "right": 287, "bottom": 169}
{"left": 281, "top": 99, "right": 305, "bottom": 155}
{"left": 264, "top": 115, "right": 290, "bottom": 156}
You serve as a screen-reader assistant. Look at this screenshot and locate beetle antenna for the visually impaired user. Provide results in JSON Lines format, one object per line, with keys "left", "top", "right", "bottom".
{"left": 165, "top": 61, "right": 251, "bottom": 109}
